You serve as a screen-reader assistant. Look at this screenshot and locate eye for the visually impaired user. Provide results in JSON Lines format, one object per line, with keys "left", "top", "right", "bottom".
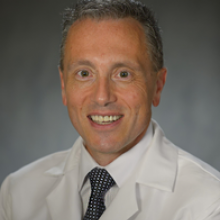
{"left": 78, "top": 70, "right": 90, "bottom": 77}
{"left": 119, "top": 71, "right": 130, "bottom": 78}
{"left": 114, "top": 70, "right": 132, "bottom": 82}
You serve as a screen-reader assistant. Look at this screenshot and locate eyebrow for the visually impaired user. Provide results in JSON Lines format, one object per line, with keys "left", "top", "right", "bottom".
{"left": 67, "top": 59, "right": 143, "bottom": 73}
{"left": 67, "top": 60, "right": 96, "bottom": 72}
{"left": 111, "top": 61, "right": 142, "bottom": 72}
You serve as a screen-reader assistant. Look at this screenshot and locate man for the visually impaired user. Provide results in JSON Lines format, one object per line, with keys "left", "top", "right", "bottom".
{"left": 1, "top": 0, "right": 220, "bottom": 219}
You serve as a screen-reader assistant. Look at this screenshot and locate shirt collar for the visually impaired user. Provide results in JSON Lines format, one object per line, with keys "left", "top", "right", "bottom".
{"left": 79, "top": 121, "right": 153, "bottom": 189}
{"left": 79, "top": 144, "right": 98, "bottom": 190}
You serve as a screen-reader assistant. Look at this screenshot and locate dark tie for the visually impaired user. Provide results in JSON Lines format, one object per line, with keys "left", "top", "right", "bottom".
{"left": 83, "top": 168, "right": 115, "bottom": 220}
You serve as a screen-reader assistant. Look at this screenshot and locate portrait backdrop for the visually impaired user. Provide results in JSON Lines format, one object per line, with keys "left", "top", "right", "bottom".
{"left": 0, "top": 0, "right": 220, "bottom": 184}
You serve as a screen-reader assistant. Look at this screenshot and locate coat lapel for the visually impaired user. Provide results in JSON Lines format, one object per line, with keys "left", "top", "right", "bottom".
{"left": 136, "top": 120, "right": 178, "bottom": 192}
{"left": 46, "top": 137, "right": 83, "bottom": 220}
{"left": 102, "top": 120, "right": 178, "bottom": 220}
{"left": 46, "top": 172, "right": 82, "bottom": 220}
{"left": 100, "top": 177, "right": 138, "bottom": 220}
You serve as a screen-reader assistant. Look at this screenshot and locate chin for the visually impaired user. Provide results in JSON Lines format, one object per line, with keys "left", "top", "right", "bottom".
{"left": 87, "top": 140, "right": 123, "bottom": 154}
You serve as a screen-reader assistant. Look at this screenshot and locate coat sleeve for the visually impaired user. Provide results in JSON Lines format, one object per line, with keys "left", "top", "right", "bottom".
{"left": 0, "top": 176, "right": 12, "bottom": 220}
{"left": 195, "top": 198, "right": 220, "bottom": 220}
{"left": 203, "top": 206, "right": 220, "bottom": 220}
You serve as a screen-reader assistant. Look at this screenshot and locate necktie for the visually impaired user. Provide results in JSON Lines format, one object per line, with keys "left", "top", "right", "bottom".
{"left": 83, "top": 168, "right": 115, "bottom": 220}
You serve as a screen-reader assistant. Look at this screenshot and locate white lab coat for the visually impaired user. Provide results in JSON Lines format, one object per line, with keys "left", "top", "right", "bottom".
{"left": 1, "top": 120, "right": 220, "bottom": 220}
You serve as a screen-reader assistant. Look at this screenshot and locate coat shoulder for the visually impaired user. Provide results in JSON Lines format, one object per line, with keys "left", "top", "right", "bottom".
{"left": 174, "top": 147, "right": 220, "bottom": 216}
{"left": 178, "top": 147, "right": 220, "bottom": 183}
{"left": 0, "top": 149, "right": 73, "bottom": 220}
{"left": 3, "top": 149, "right": 71, "bottom": 194}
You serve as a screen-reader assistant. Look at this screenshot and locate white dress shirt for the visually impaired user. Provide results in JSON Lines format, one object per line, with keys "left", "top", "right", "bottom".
{"left": 79, "top": 122, "right": 153, "bottom": 214}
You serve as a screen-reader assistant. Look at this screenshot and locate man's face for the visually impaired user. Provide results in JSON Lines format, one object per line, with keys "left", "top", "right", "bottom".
{"left": 60, "top": 18, "right": 166, "bottom": 165}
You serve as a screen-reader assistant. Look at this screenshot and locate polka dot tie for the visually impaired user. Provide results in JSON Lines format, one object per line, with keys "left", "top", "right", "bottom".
{"left": 83, "top": 168, "right": 115, "bottom": 220}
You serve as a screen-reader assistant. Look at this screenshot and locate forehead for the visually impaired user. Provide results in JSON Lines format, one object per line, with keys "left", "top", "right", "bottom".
{"left": 63, "top": 17, "right": 151, "bottom": 70}
{"left": 70, "top": 17, "right": 144, "bottom": 35}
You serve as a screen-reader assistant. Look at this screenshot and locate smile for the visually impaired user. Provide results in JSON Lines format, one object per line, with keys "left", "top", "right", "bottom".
{"left": 89, "top": 115, "right": 123, "bottom": 125}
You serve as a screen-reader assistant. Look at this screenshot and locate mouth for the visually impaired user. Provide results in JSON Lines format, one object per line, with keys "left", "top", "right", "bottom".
{"left": 89, "top": 115, "right": 123, "bottom": 125}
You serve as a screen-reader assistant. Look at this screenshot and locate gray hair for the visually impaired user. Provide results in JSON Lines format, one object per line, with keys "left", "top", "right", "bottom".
{"left": 60, "top": 0, "right": 164, "bottom": 72}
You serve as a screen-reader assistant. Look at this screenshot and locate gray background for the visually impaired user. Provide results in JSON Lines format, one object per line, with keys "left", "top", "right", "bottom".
{"left": 1, "top": 0, "right": 220, "bottom": 185}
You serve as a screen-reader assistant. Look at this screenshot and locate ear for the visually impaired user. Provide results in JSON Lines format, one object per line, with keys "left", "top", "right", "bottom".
{"left": 152, "top": 68, "right": 167, "bottom": 107}
{"left": 59, "top": 67, "right": 67, "bottom": 106}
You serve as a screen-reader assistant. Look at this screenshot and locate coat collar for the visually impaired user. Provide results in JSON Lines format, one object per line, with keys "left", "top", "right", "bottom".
{"left": 45, "top": 119, "right": 178, "bottom": 220}
{"left": 100, "top": 175, "right": 139, "bottom": 220}
{"left": 136, "top": 120, "right": 178, "bottom": 192}
{"left": 101, "top": 120, "right": 178, "bottom": 220}
{"left": 45, "top": 137, "right": 83, "bottom": 220}
{"left": 45, "top": 137, "right": 83, "bottom": 177}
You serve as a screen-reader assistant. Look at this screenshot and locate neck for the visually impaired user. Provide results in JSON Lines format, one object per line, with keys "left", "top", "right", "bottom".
{"left": 85, "top": 126, "right": 148, "bottom": 166}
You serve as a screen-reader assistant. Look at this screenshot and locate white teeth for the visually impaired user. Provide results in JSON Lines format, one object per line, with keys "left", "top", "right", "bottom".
{"left": 104, "top": 116, "right": 108, "bottom": 122}
{"left": 90, "top": 115, "right": 122, "bottom": 124}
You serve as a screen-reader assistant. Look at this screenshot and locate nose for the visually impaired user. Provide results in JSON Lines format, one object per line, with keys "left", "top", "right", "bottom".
{"left": 92, "top": 76, "right": 117, "bottom": 107}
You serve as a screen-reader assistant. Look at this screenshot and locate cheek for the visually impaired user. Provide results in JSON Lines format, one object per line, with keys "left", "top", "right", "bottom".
{"left": 66, "top": 89, "right": 78, "bottom": 106}
{"left": 65, "top": 78, "right": 93, "bottom": 104}
{"left": 126, "top": 92, "right": 138, "bottom": 101}
{"left": 122, "top": 84, "right": 153, "bottom": 125}
{"left": 122, "top": 93, "right": 145, "bottom": 120}
{"left": 124, "top": 84, "right": 149, "bottom": 107}
{"left": 65, "top": 85, "right": 83, "bottom": 115}
{"left": 65, "top": 84, "right": 91, "bottom": 124}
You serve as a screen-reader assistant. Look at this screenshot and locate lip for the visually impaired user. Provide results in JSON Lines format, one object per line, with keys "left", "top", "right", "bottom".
{"left": 87, "top": 111, "right": 123, "bottom": 117}
{"left": 87, "top": 113, "right": 124, "bottom": 129}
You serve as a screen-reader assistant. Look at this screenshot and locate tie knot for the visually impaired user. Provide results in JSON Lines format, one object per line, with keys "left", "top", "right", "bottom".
{"left": 89, "top": 168, "right": 115, "bottom": 198}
